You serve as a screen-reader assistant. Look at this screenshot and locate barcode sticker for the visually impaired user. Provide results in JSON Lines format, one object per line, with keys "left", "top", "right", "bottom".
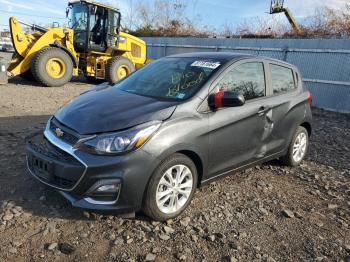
{"left": 191, "top": 61, "right": 221, "bottom": 69}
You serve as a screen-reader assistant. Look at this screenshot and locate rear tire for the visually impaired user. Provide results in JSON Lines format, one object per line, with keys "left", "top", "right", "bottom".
{"left": 280, "top": 126, "right": 309, "bottom": 166}
{"left": 142, "top": 153, "right": 198, "bottom": 221}
{"left": 105, "top": 56, "right": 135, "bottom": 84}
{"left": 31, "top": 47, "right": 73, "bottom": 87}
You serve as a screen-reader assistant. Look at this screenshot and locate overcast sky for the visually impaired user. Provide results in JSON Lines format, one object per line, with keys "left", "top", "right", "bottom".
{"left": 0, "top": 0, "right": 348, "bottom": 31}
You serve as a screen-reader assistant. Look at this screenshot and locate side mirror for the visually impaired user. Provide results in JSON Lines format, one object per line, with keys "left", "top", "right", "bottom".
{"left": 208, "top": 90, "right": 245, "bottom": 109}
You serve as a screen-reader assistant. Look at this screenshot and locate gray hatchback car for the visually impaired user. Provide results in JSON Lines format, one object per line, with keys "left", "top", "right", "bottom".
{"left": 26, "top": 52, "right": 312, "bottom": 221}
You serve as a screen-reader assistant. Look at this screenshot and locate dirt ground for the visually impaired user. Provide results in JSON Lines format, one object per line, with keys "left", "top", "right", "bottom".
{"left": 0, "top": 69, "right": 349, "bottom": 261}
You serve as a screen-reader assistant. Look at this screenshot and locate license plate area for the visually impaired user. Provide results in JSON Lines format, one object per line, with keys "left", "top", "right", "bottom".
{"left": 29, "top": 154, "right": 54, "bottom": 181}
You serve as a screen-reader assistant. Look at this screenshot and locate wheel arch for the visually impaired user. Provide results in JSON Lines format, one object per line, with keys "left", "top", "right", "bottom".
{"left": 300, "top": 121, "right": 312, "bottom": 137}
{"left": 177, "top": 150, "right": 204, "bottom": 187}
{"left": 146, "top": 143, "right": 206, "bottom": 187}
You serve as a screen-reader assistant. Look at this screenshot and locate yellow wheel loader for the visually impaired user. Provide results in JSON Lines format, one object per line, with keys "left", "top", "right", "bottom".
{"left": 0, "top": 0, "right": 148, "bottom": 87}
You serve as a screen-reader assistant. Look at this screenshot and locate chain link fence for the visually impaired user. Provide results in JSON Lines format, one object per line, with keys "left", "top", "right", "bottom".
{"left": 143, "top": 37, "right": 350, "bottom": 113}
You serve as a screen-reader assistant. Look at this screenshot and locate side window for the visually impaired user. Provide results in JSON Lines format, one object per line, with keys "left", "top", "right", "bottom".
{"left": 270, "top": 64, "right": 296, "bottom": 94}
{"left": 108, "top": 11, "right": 120, "bottom": 35}
{"left": 216, "top": 62, "right": 265, "bottom": 100}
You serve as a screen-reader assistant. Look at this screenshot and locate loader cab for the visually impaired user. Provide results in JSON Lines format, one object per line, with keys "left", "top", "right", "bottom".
{"left": 67, "top": 1, "right": 121, "bottom": 53}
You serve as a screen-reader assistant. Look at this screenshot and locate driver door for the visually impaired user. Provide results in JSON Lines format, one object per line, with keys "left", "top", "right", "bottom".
{"left": 207, "top": 60, "right": 270, "bottom": 177}
{"left": 89, "top": 6, "right": 107, "bottom": 51}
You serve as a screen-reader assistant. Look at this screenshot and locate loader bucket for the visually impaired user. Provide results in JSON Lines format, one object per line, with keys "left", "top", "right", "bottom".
{"left": 0, "top": 58, "right": 8, "bottom": 84}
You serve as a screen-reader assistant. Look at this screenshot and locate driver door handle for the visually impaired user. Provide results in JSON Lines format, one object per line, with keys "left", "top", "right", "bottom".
{"left": 258, "top": 106, "right": 271, "bottom": 116}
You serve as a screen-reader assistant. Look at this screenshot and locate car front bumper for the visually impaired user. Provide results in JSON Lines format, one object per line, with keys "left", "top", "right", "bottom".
{"left": 26, "top": 127, "right": 160, "bottom": 214}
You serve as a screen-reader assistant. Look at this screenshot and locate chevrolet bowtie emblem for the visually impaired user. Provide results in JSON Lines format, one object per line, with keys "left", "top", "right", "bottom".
{"left": 55, "top": 128, "right": 64, "bottom": 137}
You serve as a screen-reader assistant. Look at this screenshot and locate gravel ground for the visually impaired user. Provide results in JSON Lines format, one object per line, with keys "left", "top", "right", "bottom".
{"left": 0, "top": 74, "right": 349, "bottom": 262}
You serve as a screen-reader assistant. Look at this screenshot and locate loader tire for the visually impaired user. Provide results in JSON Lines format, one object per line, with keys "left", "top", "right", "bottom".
{"left": 106, "top": 56, "right": 135, "bottom": 84}
{"left": 31, "top": 47, "right": 73, "bottom": 87}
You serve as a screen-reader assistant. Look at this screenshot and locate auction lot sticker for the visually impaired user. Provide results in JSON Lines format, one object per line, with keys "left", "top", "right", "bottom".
{"left": 191, "top": 61, "right": 221, "bottom": 69}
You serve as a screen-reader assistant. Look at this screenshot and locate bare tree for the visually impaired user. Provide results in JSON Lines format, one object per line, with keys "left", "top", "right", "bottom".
{"left": 120, "top": 0, "right": 350, "bottom": 38}
{"left": 126, "top": 0, "right": 209, "bottom": 37}
{"left": 231, "top": 15, "right": 290, "bottom": 38}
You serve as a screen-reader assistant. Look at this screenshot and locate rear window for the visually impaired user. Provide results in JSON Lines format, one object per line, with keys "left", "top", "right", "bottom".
{"left": 270, "top": 64, "right": 296, "bottom": 94}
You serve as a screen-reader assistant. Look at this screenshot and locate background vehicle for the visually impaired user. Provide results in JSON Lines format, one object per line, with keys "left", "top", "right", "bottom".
{"left": 26, "top": 53, "right": 312, "bottom": 221}
{"left": 2, "top": 43, "right": 14, "bottom": 52}
{"left": 1, "top": 0, "right": 148, "bottom": 86}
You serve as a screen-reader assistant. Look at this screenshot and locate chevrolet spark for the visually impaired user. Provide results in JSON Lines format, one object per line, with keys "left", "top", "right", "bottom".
{"left": 26, "top": 52, "right": 312, "bottom": 221}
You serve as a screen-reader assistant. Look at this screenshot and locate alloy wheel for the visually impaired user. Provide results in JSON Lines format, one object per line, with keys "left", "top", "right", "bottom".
{"left": 292, "top": 132, "right": 307, "bottom": 162}
{"left": 156, "top": 164, "right": 193, "bottom": 214}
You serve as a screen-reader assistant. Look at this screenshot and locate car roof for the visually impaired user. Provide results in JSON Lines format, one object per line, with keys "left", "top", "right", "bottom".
{"left": 167, "top": 52, "right": 252, "bottom": 60}
{"left": 166, "top": 52, "right": 296, "bottom": 69}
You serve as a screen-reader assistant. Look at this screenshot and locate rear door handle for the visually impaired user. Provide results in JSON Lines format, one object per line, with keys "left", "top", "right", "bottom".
{"left": 258, "top": 106, "right": 271, "bottom": 116}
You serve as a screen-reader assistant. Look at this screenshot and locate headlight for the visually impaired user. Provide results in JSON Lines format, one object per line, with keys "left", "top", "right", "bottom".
{"left": 118, "top": 36, "right": 126, "bottom": 43}
{"left": 76, "top": 121, "right": 161, "bottom": 155}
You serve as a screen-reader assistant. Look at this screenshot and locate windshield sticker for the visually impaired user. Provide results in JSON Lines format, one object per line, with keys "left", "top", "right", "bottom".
{"left": 176, "top": 93, "right": 186, "bottom": 99}
{"left": 191, "top": 61, "right": 221, "bottom": 69}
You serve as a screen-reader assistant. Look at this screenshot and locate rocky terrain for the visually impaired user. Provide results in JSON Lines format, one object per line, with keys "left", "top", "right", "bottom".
{"left": 0, "top": 74, "right": 349, "bottom": 261}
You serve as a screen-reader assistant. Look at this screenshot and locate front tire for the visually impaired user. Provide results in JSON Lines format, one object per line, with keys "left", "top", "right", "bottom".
{"left": 105, "top": 56, "right": 135, "bottom": 84}
{"left": 31, "top": 47, "right": 73, "bottom": 87}
{"left": 142, "top": 153, "right": 198, "bottom": 221}
{"left": 280, "top": 126, "right": 309, "bottom": 166}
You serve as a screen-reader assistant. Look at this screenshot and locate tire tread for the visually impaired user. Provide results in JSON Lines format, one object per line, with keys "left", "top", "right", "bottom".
{"left": 31, "top": 47, "right": 73, "bottom": 87}
{"left": 105, "top": 56, "right": 135, "bottom": 84}
{"left": 280, "top": 126, "right": 309, "bottom": 166}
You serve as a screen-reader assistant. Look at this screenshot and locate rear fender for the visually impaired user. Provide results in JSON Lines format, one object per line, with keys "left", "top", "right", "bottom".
{"left": 118, "top": 32, "right": 147, "bottom": 65}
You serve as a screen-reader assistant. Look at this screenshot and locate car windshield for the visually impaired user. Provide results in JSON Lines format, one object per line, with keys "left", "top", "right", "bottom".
{"left": 115, "top": 57, "right": 225, "bottom": 100}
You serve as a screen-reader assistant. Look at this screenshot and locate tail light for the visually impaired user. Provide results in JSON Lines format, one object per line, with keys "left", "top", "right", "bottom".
{"left": 307, "top": 91, "right": 312, "bottom": 106}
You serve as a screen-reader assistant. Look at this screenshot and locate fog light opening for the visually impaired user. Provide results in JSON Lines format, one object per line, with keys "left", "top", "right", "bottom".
{"left": 96, "top": 183, "right": 120, "bottom": 193}
{"left": 85, "top": 179, "right": 122, "bottom": 204}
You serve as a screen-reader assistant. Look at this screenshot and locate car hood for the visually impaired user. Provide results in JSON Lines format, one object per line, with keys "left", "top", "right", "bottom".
{"left": 54, "top": 84, "right": 178, "bottom": 135}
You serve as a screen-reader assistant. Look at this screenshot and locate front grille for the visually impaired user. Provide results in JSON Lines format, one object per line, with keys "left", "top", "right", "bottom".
{"left": 27, "top": 133, "right": 85, "bottom": 190}
{"left": 27, "top": 134, "right": 77, "bottom": 163}
{"left": 49, "top": 118, "right": 79, "bottom": 145}
{"left": 28, "top": 155, "right": 76, "bottom": 188}
{"left": 131, "top": 43, "right": 141, "bottom": 58}
{"left": 52, "top": 176, "right": 76, "bottom": 188}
